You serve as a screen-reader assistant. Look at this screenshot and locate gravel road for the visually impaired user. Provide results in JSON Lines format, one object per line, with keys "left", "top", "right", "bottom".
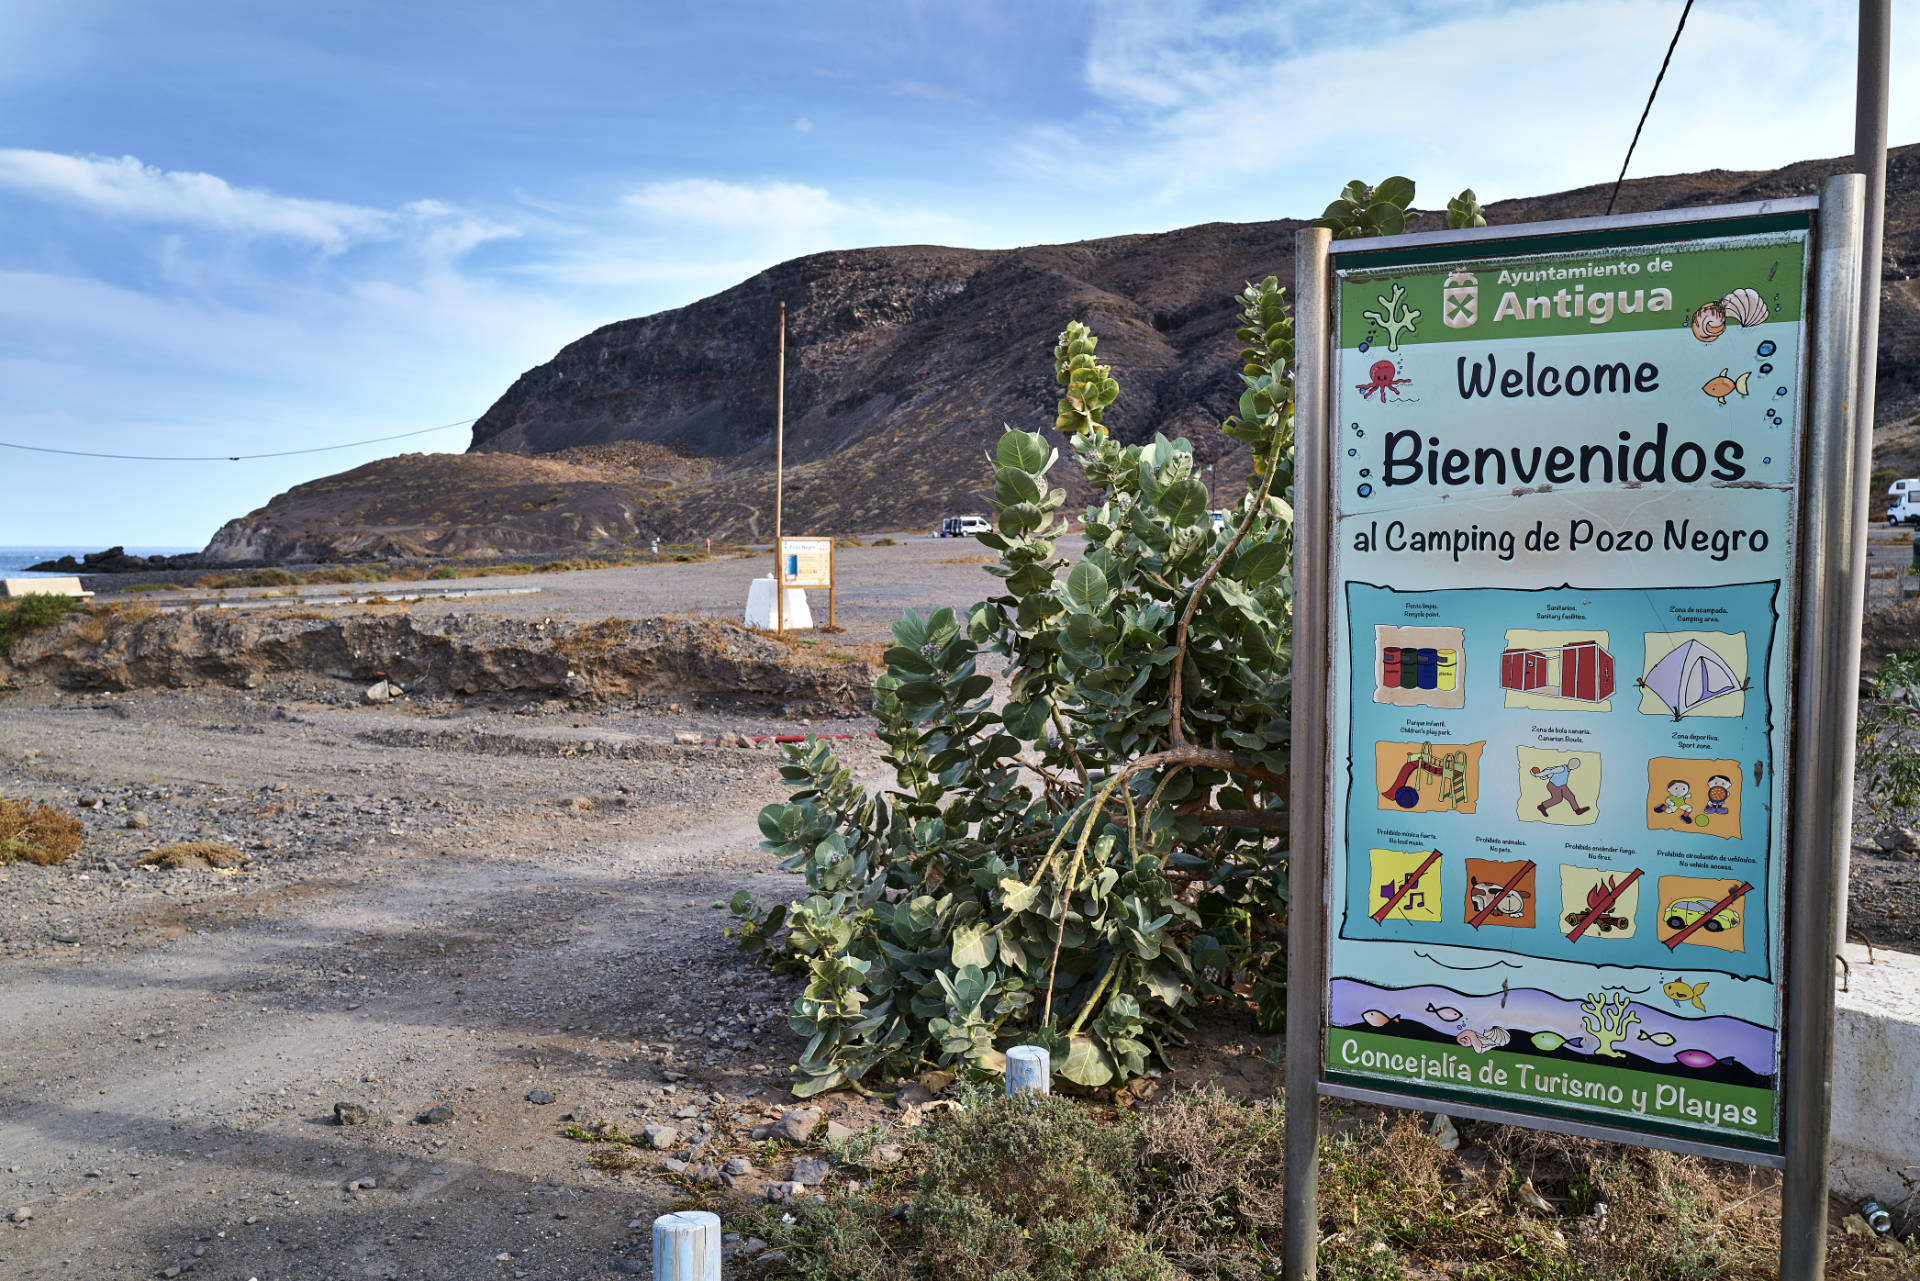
{"left": 0, "top": 684, "right": 918, "bottom": 1279}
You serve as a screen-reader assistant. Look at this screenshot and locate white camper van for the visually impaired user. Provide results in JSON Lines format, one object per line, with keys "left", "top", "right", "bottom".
{"left": 1888, "top": 479, "right": 1920, "bottom": 526}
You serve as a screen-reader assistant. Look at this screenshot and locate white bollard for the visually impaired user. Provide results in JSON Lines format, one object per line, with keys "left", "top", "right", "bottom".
{"left": 1006, "top": 1044, "right": 1051, "bottom": 1096}
{"left": 653, "top": 1209, "right": 721, "bottom": 1281}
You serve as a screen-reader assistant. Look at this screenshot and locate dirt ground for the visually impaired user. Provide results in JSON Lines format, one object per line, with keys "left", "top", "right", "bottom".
{"left": 1, "top": 544, "right": 1912, "bottom": 1279}
{"left": 0, "top": 544, "right": 1283, "bottom": 1280}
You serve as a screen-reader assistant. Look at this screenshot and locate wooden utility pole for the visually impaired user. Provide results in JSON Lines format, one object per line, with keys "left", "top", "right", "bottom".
{"left": 774, "top": 301, "right": 785, "bottom": 634}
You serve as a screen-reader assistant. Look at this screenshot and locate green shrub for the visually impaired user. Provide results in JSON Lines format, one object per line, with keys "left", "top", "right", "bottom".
{"left": 0, "top": 594, "right": 86, "bottom": 655}
{"left": 196, "top": 568, "right": 300, "bottom": 589}
{"left": 731, "top": 285, "right": 1301, "bottom": 1097}
{"left": 872, "top": 537, "right": 900, "bottom": 547}
{"left": 427, "top": 566, "right": 461, "bottom": 580}
{"left": 299, "top": 566, "right": 370, "bottom": 585}
{"left": 1858, "top": 647, "right": 1920, "bottom": 827}
{"left": 774, "top": 1092, "right": 1172, "bottom": 1281}
{"left": 767, "top": 1087, "right": 1878, "bottom": 1281}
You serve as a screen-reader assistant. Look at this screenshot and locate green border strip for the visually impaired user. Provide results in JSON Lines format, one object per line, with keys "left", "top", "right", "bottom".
{"left": 1325, "top": 1067, "right": 1782, "bottom": 1157}
{"left": 1335, "top": 211, "right": 1814, "bottom": 273}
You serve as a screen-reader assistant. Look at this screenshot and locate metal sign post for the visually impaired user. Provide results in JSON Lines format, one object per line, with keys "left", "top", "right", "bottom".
{"left": 1283, "top": 223, "right": 1333, "bottom": 1281}
{"left": 1284, "top": 178, "right": 1864, "bottom": 1281}
{"left": 1781, "top": 174, "right": 1868, "bottom": 1281}
{"left": 774, "top": 301, "right": 786, "bottom": 635}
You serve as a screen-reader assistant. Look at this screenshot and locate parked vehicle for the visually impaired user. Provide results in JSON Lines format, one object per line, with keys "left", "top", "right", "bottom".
{"left": 1663, "top": 898, "right": 1741, "bottom": 932}
{"left": 938, "top": 516, "right": 992, "bottom": 538}
{"left": 1888, "top": 480, "right": 1920, "bottom": 525}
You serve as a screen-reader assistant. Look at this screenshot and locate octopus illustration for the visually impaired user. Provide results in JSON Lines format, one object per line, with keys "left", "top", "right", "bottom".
{"left": 1356, "top": 360, "right": 1412, "bottom": 401}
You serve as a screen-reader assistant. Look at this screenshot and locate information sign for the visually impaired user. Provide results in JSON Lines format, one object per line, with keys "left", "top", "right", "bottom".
{"left": 1315, "top": 205, "right": 1828, "bottom": 1159}
{"left": 779, "top": 537, "right": 834, "bottom": 589}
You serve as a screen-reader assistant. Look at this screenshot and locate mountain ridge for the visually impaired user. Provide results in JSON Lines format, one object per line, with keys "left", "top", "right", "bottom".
{"left": 202, "top": 145, "right": 1920, "bottom": 564}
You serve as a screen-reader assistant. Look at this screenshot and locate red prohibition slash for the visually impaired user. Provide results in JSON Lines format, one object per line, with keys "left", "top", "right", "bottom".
{"left": 1661, "top": 881, "right": 1754, "bottom": 950}
{"left": 1466, "top": 860, "right": 1537, "bottom": 930}
{"left": 1566, "top": 867, "right": 1644, "bottom": 942}
{"left": 1372, "top": 849, "right": 1444, "bottom": 924}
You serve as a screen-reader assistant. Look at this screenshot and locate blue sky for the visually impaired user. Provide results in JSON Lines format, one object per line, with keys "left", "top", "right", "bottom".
{"left": 2, "top": 0, "right": 1915, "bottom": 547}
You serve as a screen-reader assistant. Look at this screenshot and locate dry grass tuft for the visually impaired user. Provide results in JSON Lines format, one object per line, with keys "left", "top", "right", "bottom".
{"left": 587, "top": 1146, "right": 643, "bottom": 1172}
{"left": 1135, "top": 1085, "right": 1286, "bottom": 1274}
{"left": 0, "top": 798, "right": 85, "bottom": 865}
{"left": 138, "top": 841, "right": 248, "bottom": 871}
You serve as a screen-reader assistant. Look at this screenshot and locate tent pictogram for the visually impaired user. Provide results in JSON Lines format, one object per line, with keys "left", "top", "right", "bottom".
{"left": 1638, "top": 638, "right": 1748, "bottom": 720}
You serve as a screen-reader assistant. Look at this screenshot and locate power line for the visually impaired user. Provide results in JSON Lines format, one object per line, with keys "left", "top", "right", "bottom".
{"left": 0, "top": 418, "right": 476, "bottom": 462}
{"left": 1607, "top": 0, "right": 1695, "bottom": 216}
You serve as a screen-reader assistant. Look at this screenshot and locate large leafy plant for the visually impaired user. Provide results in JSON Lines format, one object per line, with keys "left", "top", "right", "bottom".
{"left": 1857, "top": 647, "right": 1920, "bottom": 828}
{"left": 733, "top": 178, "right": 1467, "bottom": 1097}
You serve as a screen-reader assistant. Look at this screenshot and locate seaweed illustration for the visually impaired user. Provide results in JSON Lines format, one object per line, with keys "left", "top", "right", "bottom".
{"left": 1580, "top": 991, "right": 1641, "bottom": 1059}
{"left": 1363, "top": 283, "right": 1421, "bottom": 352}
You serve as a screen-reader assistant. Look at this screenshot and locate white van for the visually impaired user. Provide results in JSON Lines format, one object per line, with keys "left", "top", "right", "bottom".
{"left": 1888, "top": 479, "right": 1920, "bottom": 525}
{"left": 937, "top": 516, "right": 992, "bottom": 538}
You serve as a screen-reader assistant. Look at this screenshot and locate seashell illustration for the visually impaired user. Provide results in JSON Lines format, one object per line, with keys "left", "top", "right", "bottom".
{"left": 1720, "top": 287, "right": 1768, "bottom": 327}
{"left": 1456, "top": 1026, "right": 1510, "bottom": 1054}
{"left": 1690, "top": 302, "right": 1726, "bottom": 342}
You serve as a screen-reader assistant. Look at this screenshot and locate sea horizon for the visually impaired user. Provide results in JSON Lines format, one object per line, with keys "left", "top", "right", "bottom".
{"left": 0, "top": 546, "right": 200, "bottom": 578}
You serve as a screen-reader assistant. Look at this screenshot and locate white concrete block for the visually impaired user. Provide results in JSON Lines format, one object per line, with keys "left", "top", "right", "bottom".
{"left": 1006, "top": 1044, "right": 1050, "bottom": 1096}
{"left": 652, "top": 1209, "right": 720, "bottom": 1280}
{"left": 743, "top": 575, "right": 813, "bottom": 630}
{"left": 1832, "top": 942, "right": 1920, "bottom": 1204}
{"left": 2, "top": 577, "right": 92, "bottom": 599}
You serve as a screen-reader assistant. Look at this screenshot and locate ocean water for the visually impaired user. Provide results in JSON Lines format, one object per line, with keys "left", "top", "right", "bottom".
{"left": 0, "top": 547, "right": 199, "bottom": 578}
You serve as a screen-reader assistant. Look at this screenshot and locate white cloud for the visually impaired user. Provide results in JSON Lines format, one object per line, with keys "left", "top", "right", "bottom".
{"left": 626, "top": 178, "right": 851, "bottom": 232}
{"left": 0, "top": 149, "right": 519, "bottom": 257}
{"left": 1027, "top": 0, "right": 1920, "bottom": 219}
{"left": 0, "top": 149, "right": 392, "bottom": 250}
{"left": 581, "top": 177, "right": 970, "bottom": 297}
{"left": 792, "top": 116, "right": 815, "bottom": 133}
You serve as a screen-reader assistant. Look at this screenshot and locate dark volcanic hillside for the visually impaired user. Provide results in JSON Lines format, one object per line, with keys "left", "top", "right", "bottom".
{"left": 206, "top": 145, "right": 1920, "bottom": 563}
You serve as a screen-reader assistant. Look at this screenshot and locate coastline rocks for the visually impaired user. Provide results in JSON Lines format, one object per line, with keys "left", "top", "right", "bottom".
{"left": 25, "top": 547, "right": 199, "bottom": 575}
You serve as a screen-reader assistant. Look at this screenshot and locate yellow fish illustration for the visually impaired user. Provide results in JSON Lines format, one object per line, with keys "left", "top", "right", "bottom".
{"left": 1663, "top": 979, "right": 1710, "bottom": 1011}
{"left": 1702, "top": 369, "right": 1751, "bottom": 403}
